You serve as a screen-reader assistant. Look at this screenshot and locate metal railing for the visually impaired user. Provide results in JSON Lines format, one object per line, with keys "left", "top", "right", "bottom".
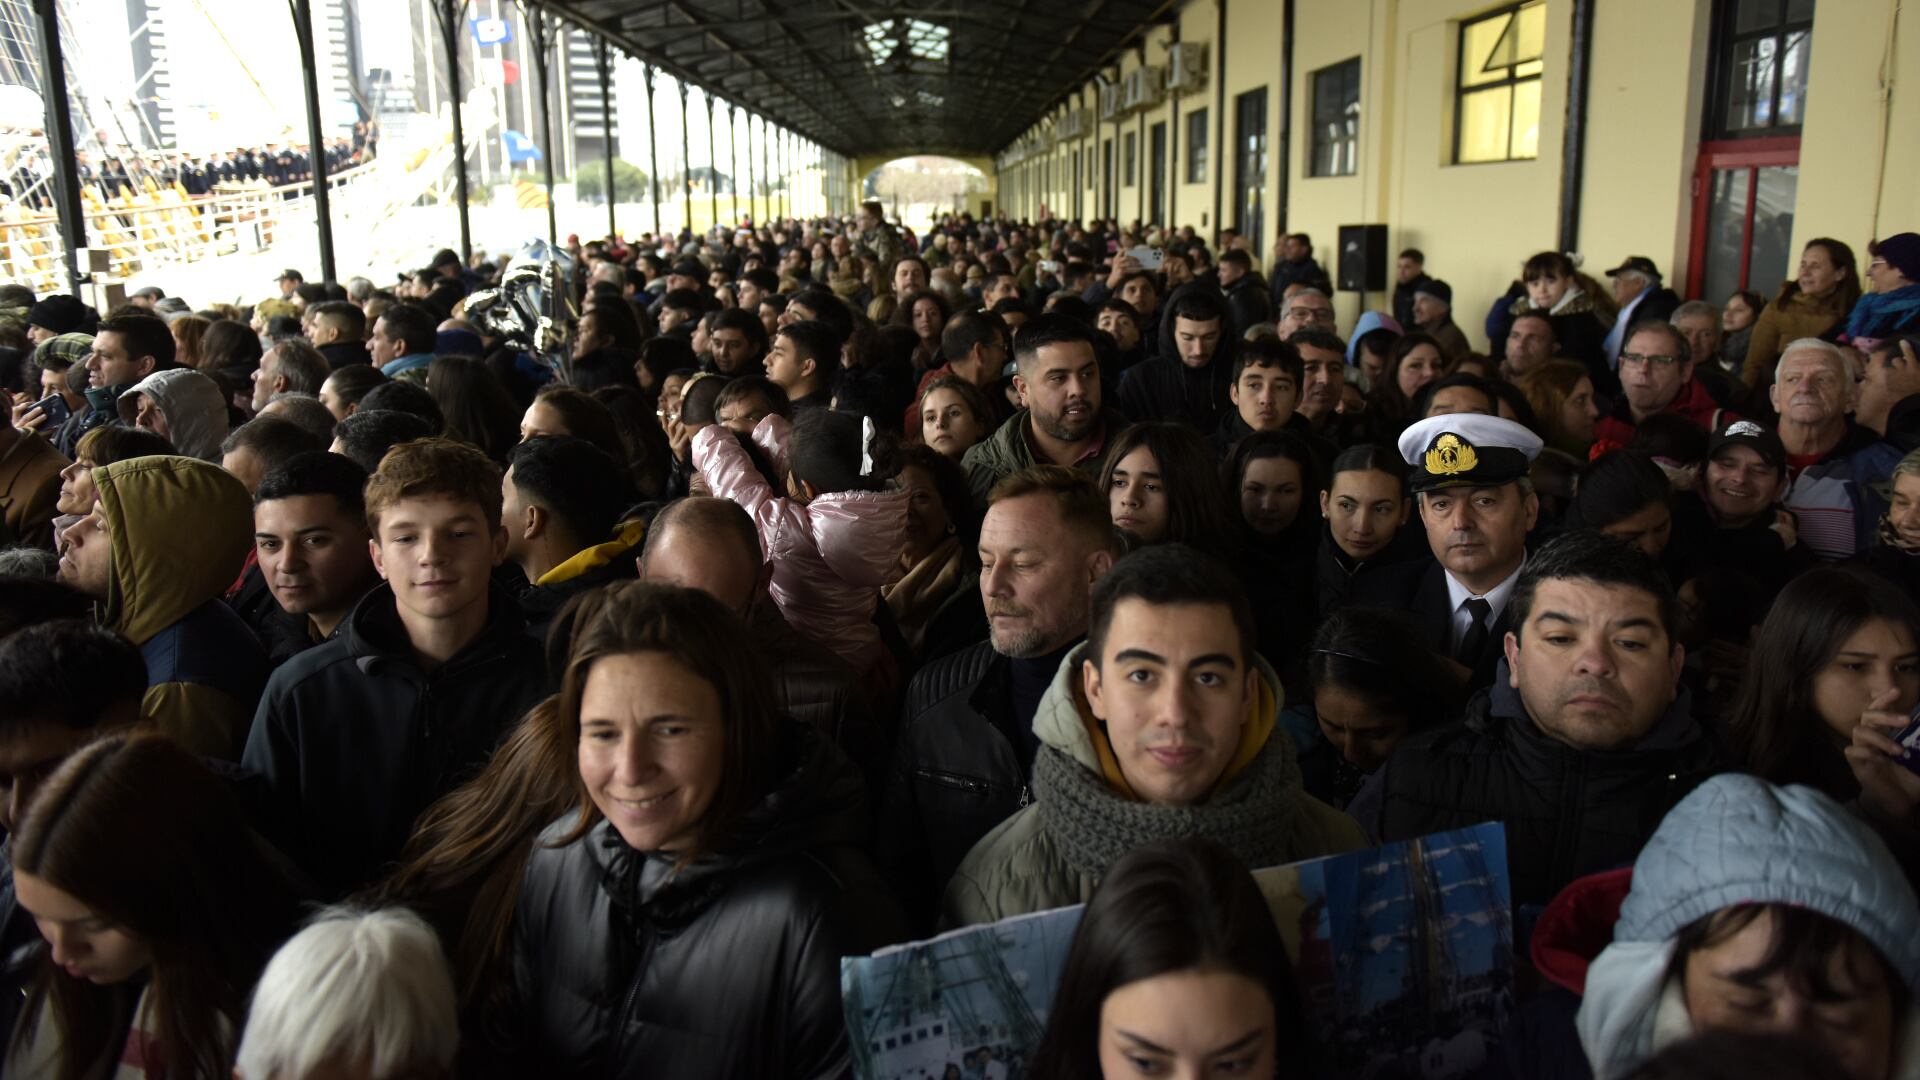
{"left": 0, "top": 162, "right": 384, "bottom": 294}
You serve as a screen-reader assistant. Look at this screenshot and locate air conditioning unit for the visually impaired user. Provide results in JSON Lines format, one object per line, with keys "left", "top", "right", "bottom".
{"left": 1098, "top": 82, "right": 1122, "bottom": 121}
{"left": 1058, "top": 110, "right": 1088, "bottom": 140}
{"left": 1123, "top": 66, "right": 1166, "bottom": 111}
{"left": 1167, "top": 43, "right": 1207, "bottom": 94}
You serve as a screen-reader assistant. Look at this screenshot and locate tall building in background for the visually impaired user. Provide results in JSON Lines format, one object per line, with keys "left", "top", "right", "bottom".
{"left": 402, "top": 0, "right": 615, "bottom": 187}
{"left": 123, "top": 0, "right": 177, "bottom": 148}
{"left": 564, "top": 27, "right": 617, "bottom": 170}
{"left": 315, "top": 0, "right": 366, "bottom": 129}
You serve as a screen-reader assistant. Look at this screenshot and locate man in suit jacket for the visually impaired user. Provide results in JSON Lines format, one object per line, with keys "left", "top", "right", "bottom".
{"left": 1352, "top": 413, "right": 1543, "bottom": 691}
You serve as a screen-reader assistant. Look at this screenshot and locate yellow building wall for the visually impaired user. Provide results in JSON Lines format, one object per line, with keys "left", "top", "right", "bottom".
{"left": 1217, "top": 0, "right": 1283, "bottom": 260}
{"left": 1795, "top": 0, "right": 1920, "bottom": 262}
{"left": 995, "top": 0, "right": 1913, "bottom": 352}
{"left": 1576, "top": 0, "right": 1709, "bottom": 294}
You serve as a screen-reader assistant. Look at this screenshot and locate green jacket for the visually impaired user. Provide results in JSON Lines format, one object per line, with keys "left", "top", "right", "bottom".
{"left": 939, "top": 644, "right": 1365, "bottom": 928}
{"left": 959, "top": 409, "right": 1122, "bottom": 506}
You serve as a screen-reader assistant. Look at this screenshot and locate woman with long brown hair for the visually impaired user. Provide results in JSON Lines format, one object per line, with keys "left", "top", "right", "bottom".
{"left": 1742, "top": 237, "right": 1861, "bottom": 391}
{"left": 7, "top": 733, "right": 304, "bottom": 1080}
{"left": 1727, "top": 566, "right": 1920, "bottom": 800}
{"left": 379, "top": 583, "right": 906, "bottom": 1076}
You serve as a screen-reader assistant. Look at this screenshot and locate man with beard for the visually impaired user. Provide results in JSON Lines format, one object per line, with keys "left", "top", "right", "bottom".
{"left": 1351, "top": 530, "right": 1725, "bottom": 907}
{"left": 876, "top": 467, "right": 1119, "bottom": 928}
{"left": 961, "top": 315, "right": 1125, "bottom": 507}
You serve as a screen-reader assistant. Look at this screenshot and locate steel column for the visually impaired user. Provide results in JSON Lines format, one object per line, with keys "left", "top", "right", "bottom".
{"left": 705, "top": 94, "right": 717, "bottom": 230}
{"left": 678, "top": 81, "right": 692, "bottom": 237}
{"left": 525, "top": 5, "right": 558, "bottom": 247}
{"left": 593, "top": 36, "right": 616, "bottom": 240}
{"left": 289, "top": 0, "right": 336, "bottom": 282}
{"left": 748, "top": 114, "right": 759, "bottom": 225}
{"left": 643, "top": 64, "right": 662, "bottom": 238}
{"left": 728, "top": 104, "right": 740, "bottom": 227}
{"left": 31, "top": 0, "right": 85, "bottom": 293}
{"left": 432, "top": 0, "right": 473, "bottom": 266}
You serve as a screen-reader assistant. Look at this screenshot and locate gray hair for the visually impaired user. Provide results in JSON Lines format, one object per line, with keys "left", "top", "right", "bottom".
{"left": 236, "top": 906, "right": 457, "bottom": 1080}
{"left": 1895, "top": 446, "right": 1920, "bottom": 482}
{"left": 345, "top": 276, "right": 374, "bottom": 303}
{"left": 1670, "top": 300, "right": 1719, "bottom": 324}
{"left": 1779, "top": 336, "right": 1859, "bottom": 381}
{"left": 257, "top": 392, "right": 339, "bottom": 443}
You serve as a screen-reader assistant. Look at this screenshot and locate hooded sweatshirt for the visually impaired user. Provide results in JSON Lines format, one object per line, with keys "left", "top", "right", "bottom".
{"left": 940, "top": 642, "right": 1365, "bottom": 927}
{"left": 1576, "top": 774, "right": 1920, "bottom": 1079}
{"left": 1116, "top": 282, "right": 1241, "bottom": 432}
{"left": 93, "top": 455, "right": 264, "bottom": 757}
{"left": 116, "top": 368, "right": 230, "bottom": 461}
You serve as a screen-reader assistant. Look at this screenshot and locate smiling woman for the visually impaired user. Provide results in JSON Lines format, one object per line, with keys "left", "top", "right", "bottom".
{"left": 505, "top": 581, "right": 908, "bottom": 1075}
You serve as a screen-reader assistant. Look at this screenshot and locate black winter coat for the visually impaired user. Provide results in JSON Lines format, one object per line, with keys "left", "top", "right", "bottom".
{"left": 874, "top": 642, "right": 1029, "bottom": 929}
{"left": 1355, "top": 662, "right": 1724, "bottom": 908}
{"left": 508, "top": 723, "right": 907, "bottom": 1077}
{"left": 243, "top": 583, "right": 550, "bottom": 897}
{"left": 1116, "top": 283, "right": 1241, "bottom": 432}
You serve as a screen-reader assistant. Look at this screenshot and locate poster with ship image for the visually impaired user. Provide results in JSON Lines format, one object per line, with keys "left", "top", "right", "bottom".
{"left": 840, "top": 822, "right": 1513, "bottom": 1080}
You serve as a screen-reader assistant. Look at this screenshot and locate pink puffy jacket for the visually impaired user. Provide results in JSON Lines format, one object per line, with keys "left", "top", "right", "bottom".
{"left": 693, "top": 416, "right": 908, "bottom": 677}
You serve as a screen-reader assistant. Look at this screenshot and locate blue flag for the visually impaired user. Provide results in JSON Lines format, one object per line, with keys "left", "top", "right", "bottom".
{"left": 502, "top": 130, "right": 542, "bottom": 162}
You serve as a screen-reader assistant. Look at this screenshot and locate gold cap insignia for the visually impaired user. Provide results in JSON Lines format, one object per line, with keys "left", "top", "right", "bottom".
{"left": 1424, "top": 433, "right": 1479, "bottom": 476}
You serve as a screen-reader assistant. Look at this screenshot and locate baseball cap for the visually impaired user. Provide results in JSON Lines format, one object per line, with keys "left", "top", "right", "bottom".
{"left": 1708, "top": 418, "right": 1787, "bottom": 474}
{"left": 1604, "top": 256, "right": 1661, "bottom": 279}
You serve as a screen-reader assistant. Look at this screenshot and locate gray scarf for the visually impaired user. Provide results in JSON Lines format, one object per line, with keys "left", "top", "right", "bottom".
{"left": 1034, "top": 731, "right": 1307, "bottom": 881}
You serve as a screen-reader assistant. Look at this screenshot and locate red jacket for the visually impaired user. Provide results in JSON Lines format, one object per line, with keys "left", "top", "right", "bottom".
{"left": 1592, "top": 377, "right": 1734, "bottom": 449}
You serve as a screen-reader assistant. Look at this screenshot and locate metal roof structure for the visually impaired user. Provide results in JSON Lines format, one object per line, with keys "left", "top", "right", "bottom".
{"left": 540, "top": 0, "right": 1174, "bottom": 158}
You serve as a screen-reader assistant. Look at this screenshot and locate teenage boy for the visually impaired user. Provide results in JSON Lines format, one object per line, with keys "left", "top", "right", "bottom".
{"left": 762, "top": 319, "right": 840, "bottom": 411}
{"left": 244, "top": 438, "right": 548, "bottom": 897}
{"left": 250, "top": 452, "right": 381, "bottom": 663}
{"left": 1210, "top": 338, "right": 1311, "bottom": 458}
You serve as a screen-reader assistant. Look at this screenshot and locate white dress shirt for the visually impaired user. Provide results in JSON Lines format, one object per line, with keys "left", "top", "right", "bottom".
{"left": 1445, "top": 560, "right": 1527, "bottom": 656}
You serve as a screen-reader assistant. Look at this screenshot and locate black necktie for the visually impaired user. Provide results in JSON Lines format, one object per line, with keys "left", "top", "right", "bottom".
{"left": 1456, "top": 597, "right": 1492, "bottom": 665}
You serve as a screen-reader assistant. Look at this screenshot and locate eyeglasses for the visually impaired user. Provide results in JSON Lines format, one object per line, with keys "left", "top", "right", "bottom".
{"left": 1285, "top": 307, "right": 1334, "bottom": 323}
{"left": 1618, "top": 352, "right": 1682, "bottom": 370}
{"left": 1868, "top": 258, "right": 1890, "bottom": 270}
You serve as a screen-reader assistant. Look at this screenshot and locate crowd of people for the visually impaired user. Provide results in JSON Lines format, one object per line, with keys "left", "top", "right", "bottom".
{"left": 2, "top": 124, "right": 380, "bottom": 209}
{"left": 0, "top": 197, "right": 1914, "bottom": 1078}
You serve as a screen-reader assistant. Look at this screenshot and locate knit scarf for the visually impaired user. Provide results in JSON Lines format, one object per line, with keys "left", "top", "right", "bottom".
{"left": 1846, "top": 283, "right": 1920, "bottom": 341}
{"left": 1033, "top": 730, "right": 1307, "bottom": 882}
{"left": 883, "top": 536, "right": 964, "bottom": 652}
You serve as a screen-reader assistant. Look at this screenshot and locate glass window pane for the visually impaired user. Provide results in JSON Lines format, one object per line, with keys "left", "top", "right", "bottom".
{"left": 1735, "top": 0, "right": 1781, "bottom": 33}
{"left": 1786, "top": 0, "right": 1814, "bottom": 22}
{"left": 1749, "top": 165, "right": 1799, "bottom": 291}
{"left": 1458, "top": 86, "right": 1513, "bottom": 164}
{"left": 1702, "top": 169, "right": 1753, "bottom": 302}
{"left": 1778, "top": 29, "right": 1810, "bottom": 125}
{"left": 1516, "top": 59, "right": 1544, "bottom": 79}
{"left": 1511, "top": 78, "right": 1542, "bottom": 159}
{"left": 1515, "top": 2, "right": 1546, "bottom": 63}
{"left": 1460, "top": 13, "right": 1511, "bottom": 88}
{"left": 1725, "top": 37, "right": 1779, "bottom": 130}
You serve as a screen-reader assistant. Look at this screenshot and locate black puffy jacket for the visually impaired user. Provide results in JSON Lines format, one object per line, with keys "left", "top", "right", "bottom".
{"left": 1354, "top": 660, "right": 1725, "bottom": 908}
{"left": 507, "top": 723, "right": 907, "bottom": 1078}
{"left": 874, "top": 642, "right": 1030, "bottom": 929}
